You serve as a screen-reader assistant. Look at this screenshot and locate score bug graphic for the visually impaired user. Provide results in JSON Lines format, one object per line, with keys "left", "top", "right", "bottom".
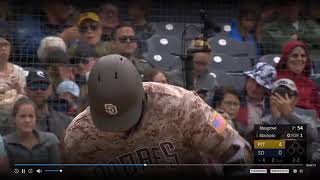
{"left": 254, "top": 125, "right": 307, "bottom": 164}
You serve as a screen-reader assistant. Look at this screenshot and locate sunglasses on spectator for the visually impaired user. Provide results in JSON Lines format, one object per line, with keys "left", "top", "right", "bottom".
{"left": 117, "top": 36, "right": 137, "bottom": 43}
{"left": 79, "top": 23, "right": 100, "bottom": 33}
{"left": 28, "top": 82, "right": 49, "bottom": 91}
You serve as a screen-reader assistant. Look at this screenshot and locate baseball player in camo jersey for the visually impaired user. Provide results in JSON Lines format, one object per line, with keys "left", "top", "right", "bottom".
{"left": 63, "top": 54, "right": 252, "bottom": 176}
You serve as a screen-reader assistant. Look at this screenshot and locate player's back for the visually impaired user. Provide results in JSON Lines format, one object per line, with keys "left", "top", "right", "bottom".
{"left": 64, "top": 83, "right": 202, "bottom": 162}
{"left": 63, "top": 82, "right": 242, "bottom": 175}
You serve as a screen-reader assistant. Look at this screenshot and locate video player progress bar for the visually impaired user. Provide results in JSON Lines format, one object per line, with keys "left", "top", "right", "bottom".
{"left": 15, "top": 164, "right": 304, "bottom": 167}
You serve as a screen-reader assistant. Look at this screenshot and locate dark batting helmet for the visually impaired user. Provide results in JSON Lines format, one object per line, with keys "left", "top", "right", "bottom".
{"left": 88, "top": 54, "right": 146, "bottom": 132}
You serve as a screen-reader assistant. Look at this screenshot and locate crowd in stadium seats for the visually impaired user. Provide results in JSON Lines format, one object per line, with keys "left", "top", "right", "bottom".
{"left": 0, "top": 0, "right": 320, "bottom": 174}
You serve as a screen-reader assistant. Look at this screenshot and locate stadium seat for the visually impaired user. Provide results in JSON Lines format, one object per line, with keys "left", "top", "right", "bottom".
{"left": 184, "top": 23, "right": 229, "bottom": 38}
{"left": 150, "top": 22, "right": 185, "bottom": 37}
{"left": 208, "top": 35, "right": 256, "bottom": 58}
{"left": 145, "top": 34, "right": 181, "bottom": 54}
{"left": 143, "top": 34, "right": 183, "bottom": 71}
{"left": 216, "top": 23, "right": 231, "bottom": 37}
{"left": 143, "top": 53, "right": 182, "bottom": 71}
{"left": 230, "top": 74, "right": 247, "bottom": 93}
{"left": 207, "top": 69, "right": 236, "bottom": 88}
{"left": 258, "top": 54, "right": 281, "bottom": 67}
{"left": 234, "top": 57, "right": 254, "bottom": 72}
{"left": 184, "top": 23, "right": 202, "bottom": 39}
{"left": 208, "top": 53, "right": 243, "bottom": 72}
{"left": 207, "top": 67, "right": 247, "bottom": 93}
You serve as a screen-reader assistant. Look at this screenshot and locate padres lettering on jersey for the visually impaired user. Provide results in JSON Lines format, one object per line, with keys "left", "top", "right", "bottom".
{"left": 110, "top": 141, "right": 180, "bottom": 164}
{"left": 94, "top": 141, "right": 180, "bottom": 176}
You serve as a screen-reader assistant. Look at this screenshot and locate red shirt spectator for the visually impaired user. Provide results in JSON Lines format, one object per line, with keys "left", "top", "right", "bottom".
{"left": 276, "top": 40, "right": 320, "bottom": 118}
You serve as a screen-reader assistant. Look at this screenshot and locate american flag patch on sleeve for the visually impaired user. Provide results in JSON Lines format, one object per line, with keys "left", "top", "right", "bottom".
{"left": 210, "top": 111, "right": 227, "bottom": 134}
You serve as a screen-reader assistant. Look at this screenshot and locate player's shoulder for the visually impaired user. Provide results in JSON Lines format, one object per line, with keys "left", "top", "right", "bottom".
{"left": 143, "top": 82, "right": 194, "bottom": 99}
{"left": 143, "top": 82, "right": 205, "bottom": 112}
{"left": 66, "top": 107, "right": 92, "bottom": 130}
{"left": 74, "top": 107, "right": 91, "bottom": 121}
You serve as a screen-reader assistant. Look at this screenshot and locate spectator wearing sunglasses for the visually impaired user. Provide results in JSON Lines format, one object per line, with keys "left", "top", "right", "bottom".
{"left": 111, "top": 24, "right": 152, "bottom": 80}
{"left": 24, "top": 68, "right": 72, "bottom": 140}
{"left": 69, "top": 11, "right": 112, "bottom": 58}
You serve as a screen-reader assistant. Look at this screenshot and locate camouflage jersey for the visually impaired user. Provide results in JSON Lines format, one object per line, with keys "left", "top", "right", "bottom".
{"left": 63, "top": 82, "right": 252, "bottom": 176}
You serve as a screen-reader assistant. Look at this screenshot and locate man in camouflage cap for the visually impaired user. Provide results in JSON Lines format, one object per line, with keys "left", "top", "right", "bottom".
{"left": 166, "top": 37, "right": 218, "bottom": 103}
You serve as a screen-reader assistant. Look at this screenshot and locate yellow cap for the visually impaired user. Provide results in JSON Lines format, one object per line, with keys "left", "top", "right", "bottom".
{"left": 78, "top": 12, "right": 100, "bottom": 26}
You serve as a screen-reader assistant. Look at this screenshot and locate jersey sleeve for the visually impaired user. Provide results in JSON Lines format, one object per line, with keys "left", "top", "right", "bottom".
{"left": 181, "top": 91, "right": 252, "bottom": 164}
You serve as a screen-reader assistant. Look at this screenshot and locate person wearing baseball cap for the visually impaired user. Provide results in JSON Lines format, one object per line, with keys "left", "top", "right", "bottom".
{"left": 56, "top": 80, "right": 80, "bottom": 116}
{"left": 166, "top": 37, "right": 218, "bottom": 104}
{"left": 237, "top": 62, "right": 276, "bottom": 141}
{"left": 261, "top": 78, "right": 318, "bottom": 161}
{"left": 24, "top": 68, "right": 72, "bottom": 140}
{"left": 63, "top": 54, "right": 252, "bottom": 176}
{"left": 73, "top": 11, "right": 111, "bottom": 56}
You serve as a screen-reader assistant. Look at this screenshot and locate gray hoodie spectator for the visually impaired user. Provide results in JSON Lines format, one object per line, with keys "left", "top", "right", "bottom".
{"left": 3, "top": 97, "right": 60, "bottom": 165}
